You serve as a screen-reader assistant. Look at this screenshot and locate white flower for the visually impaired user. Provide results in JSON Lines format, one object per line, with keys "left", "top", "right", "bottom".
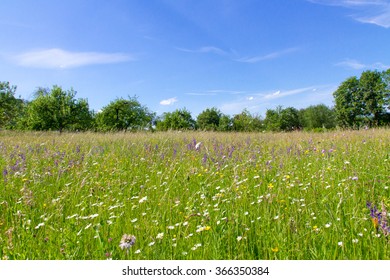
{"left": 352, "top": 239, "right": 359, "bottom": 244}
{"left": 237, "top": 236, "right": 243, "bottom": 242}
{"left": 325, "top": 223, "right": 331, "bottom": 228}
{"left": 135, "top": 249, "right": 141, "bottom": 254}
{"left": 119, "top": 234, "right": 136, "bottom": 250}
{"left": 156, "top": 232, "right": 164, "bottom": 239}
{"left": 274, "top": 215, "right": 279, "bottom": 220}
{"left": 34, "top": 222, "right": 45, "bottom": 229}
{"left": 338, "top": 242, "right": 343, "bottom": 247}
{"left": 148, "top": 241, "right": 155, "bottom": 246}
{"left": 84, "top": 223, "right": 92, "bottom": 230}
{"left": 139, "top": 196, "right": 147, "bottom": 203}
{"left": 131, "top": 218, "right": 138, "bottom": 223}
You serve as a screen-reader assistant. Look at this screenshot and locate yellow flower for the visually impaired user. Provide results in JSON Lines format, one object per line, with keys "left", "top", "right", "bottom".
{"left": 271, "top": 247, "right": 279, "bottom": 253}
{"left": 268, "top": 183, "right": 274, "bottom": 189}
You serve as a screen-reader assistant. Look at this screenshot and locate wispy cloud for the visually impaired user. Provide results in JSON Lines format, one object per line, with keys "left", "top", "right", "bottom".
{"left": 236, "top": 47, "right": 299, "bottom": 63}
{"left": 336, "top": 58, "right": 390, "bottom": 70}
{"left": 219, "top": 85, "right": 335, "bottom": 115}
{"left": 176, "top": 46, "right": 228, "bottom": 56}
{"left": 11, "top": 48, "right": 133, "bottom": 69}
{"left": 160, "top": 97, "right": 178, "bottom": 105}
{"left": 184, "top": 89, "right": 244, "bottom": 96}
{"left": 308, "top": 0, "right": 390, "bottom": 28}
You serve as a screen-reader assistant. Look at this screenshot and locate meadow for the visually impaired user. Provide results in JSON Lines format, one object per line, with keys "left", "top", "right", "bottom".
{"left": 0, "top": 129, "right": 389, "bottom": 260}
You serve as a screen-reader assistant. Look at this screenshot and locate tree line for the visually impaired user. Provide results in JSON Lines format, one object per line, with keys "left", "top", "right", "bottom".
{"left": 1, "top": 69, "right": 389, "bottom": 132}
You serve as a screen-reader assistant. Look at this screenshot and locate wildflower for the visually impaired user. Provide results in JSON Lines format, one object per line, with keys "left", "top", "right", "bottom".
{"left": 367, "top": 201, "right": 389, "bottom": 236}
{"left": 352, "top": 239, "right": 359, "bottom": 244}
{"left": 156, "top": 232, "right": 164, "bottom": 240}
{"left": 271, "top": 247, "right": 279, "bottom": 253}
{"left": 139, "top": 196, "right": 147, "bottom": 203}
{"left": 237, "top": 236, "right": 243, "bottom": 242}
{"left": 35, "top": 222, "right": 45, "bottom": 229}
{"left": 351, "top": 176, "right": 358, "bottom": 181}
{"left": 338, "top": 242, "right": 343, "bottom": 247}
{"left": 325, "top": 223, "right": 331, "bottom": 228}
{"left": 148, "top": 241, "right": 155, "bottom": 246}
{"left": 119, "top": 234, "right": 136, "bottom": 250}
{"left": 135, "top": 249, "right": 141, "bottom": 254}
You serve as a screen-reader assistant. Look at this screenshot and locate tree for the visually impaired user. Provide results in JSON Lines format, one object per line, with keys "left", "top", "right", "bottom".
{"left": 95, "top": 97, "right": 155, "bottom": 131}
{"left": 0, "top": 81, "right": 25, "bottom": 129}
{"left": 218, "top": 114, "right": 233, "bottom": 131}
{"left": 196, "top": 107, "right": 222, "bottom": 131}
{"left": 333, "top": 76, "right": 361, "bottom": 128}
{"left": 333, "top": 70, "right": 390, "bottom": 127}
{"left": 24, "top": 85, "right": 93, "bottom": 132}
{"left": 232, "top": 109, "right": 263, "bottom": 132}
{"left": 156, "top": 108, "right": 196, "bottom": 131}
{"left": 359, "top": 70, "right": 387, "bottom": 125}
{"left": 300, "top": 104, "right": 336, "bottom": 130}
{"left": 279, "top": 107, "right": 301, "bottom": 131}
{"left": 264, "top": 106, "right": 282, "bottom": 131}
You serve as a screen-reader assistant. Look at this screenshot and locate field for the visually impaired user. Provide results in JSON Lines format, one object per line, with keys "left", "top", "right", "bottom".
{"left": 0, "top": 129, "right": 389, "bottom": 260}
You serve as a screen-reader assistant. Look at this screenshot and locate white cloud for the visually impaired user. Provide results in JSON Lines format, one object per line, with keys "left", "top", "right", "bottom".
{"left": 219, "top": 85, "right": 335, "bottom": 115}
{"left": 176, "top": 46, "right": 228, "bottom": 56}
{"left": 12, "top": 48, "right": 133, "bottom": 69}
{"left": 184, "top": 89, "right": 244, "bottom": 96}
{"left": 160, "top": 97, "right": 178, "bottom": 105}
{"left": 308, "top": 0, "right": 390, "bottom": 28}
{"left": 236, "top": 47, "right": 299, "bottom": 63}
{"left": 336, "top": 59, "right": 390, "bottom": 70}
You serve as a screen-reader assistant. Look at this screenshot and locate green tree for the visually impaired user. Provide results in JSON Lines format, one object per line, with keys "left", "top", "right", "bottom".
{"left": 232, "top": 109, "right": 263, "bottom": 132}
{"left": 333, "top": 70, "right": 390, "bottom": 127}
{"left": 218, "top": 114, "right": 233, "bottom": 131}
{"left": 333, "top": 76, "right": 361, "bottom": 128}
{"left": 264, "top": 106, "right": 282, "bottom": 131}
{"left": 24, "top": 85, "right": 93, "bottom": 132}
{"left": 0, "top": 81, "right": 25, "bottom": 129}
{"left": 196, "top": 107, "right": 222, "bottom": 131}
{"left": 156, "top": 108, "right": 196, "bottom": 131}
{"left": 95, "top": 97, "right": 154, "bottom": 131}
{"left": 359, "top": 70, "right": 388, "bottom": 125}
{"left": 279, "top": 107, "right": 301, "bottom": 131}
{"left": 300, "top": 104, "right": 336, "bottom": 130}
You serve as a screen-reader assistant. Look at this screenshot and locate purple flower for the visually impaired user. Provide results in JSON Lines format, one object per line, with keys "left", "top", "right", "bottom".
{"left": 367, "top": 202, "right": 389, "bottom": 236}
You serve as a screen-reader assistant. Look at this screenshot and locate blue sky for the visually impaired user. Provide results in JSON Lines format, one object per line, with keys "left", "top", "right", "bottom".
{"left": 1, "top": 0, "right": 389, "bottom": 117}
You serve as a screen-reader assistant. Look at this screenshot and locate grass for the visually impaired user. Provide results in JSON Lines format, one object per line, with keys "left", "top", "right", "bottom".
{"left": 0, "top": 129, "right": 389, "bottom": 260}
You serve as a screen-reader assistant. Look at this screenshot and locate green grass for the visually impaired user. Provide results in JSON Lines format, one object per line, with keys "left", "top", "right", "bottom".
{"left": 0, "top": 129, "right": 389, "bottom": 260}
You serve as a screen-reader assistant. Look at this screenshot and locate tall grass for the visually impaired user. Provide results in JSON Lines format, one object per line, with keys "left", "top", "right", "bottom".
{"left": 0, "top": 129, "right": 389, "bottom": 259}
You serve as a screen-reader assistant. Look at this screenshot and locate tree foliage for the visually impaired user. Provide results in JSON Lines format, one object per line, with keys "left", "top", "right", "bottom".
{"left": 95, "top": 97, "right": 155, "bottom": 131}
{"left": 333, "top": 70, "right": 390, "bottom": 127}
{"left": 0, "top": 81, "right": 25, "bottom": 129}
{"left": 156, "top": 108, "right": 196, "bottom": 131}
{"left": 24, "top": 86, "right": 93, "bottom": 132}
{"left": 300, "top": 104, "right": 336, "bottom": 130}
{"left": 232, "top": 109, "right": 263, "bottom": 132}
{"left": 196, "top": 107, "right": 222, "bottom": 131}
{"left": 264, "top": 106, "right": 301, "bottom": 131}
